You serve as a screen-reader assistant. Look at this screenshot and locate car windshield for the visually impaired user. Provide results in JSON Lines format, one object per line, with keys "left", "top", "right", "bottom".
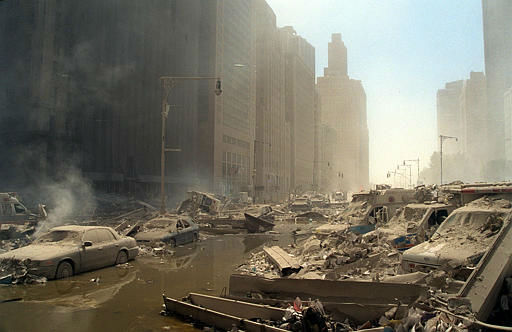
{"left": 34, "top": 230, "right": 81, "bottom": 244}
{"left": 402, "top": 207, "right": 428, "bottom": 222}
{"left": 434, "top": 210, "right": 506, "bottom": 237}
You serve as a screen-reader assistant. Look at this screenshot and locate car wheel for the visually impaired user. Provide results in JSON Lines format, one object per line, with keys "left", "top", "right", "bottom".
{"left": 55, "top": 261, "right": 74, "bottom": 279}
{"left": 169, "top": 239, "right": 176, "bottom": 248}
{"left": 115, "top": 250, "right": 128, "bottom": 265}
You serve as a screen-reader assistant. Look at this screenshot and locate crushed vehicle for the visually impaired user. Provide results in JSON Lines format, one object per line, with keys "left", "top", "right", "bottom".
{"left": 315, "top": 188, "right": 417, "bottom": 236}
{"left": 244, "top": 206, "right": 275, "bottom": 233}
{"left": 371, "top": 202, "right": 456, "bottom": 250}
{"left": 0, "top": 225, "right": 138, "bottom": 280}
{"left": 0, "top": 192, "right": 46, "bottom": 227}
{"left": 134, "top": 215, "right": 199, "bottom": 246}
{"left": 401, "top": 196, "right": 511, "bottom": 278}
{"left": 289, "top": 196, "right": 312, "bottom": 212}
{"left": 177, "top": 191, "right": 221, "bottom": 215}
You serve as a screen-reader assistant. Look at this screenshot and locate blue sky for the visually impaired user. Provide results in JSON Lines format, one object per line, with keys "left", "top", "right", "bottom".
{"left": 266, "top": 0, "right": 484, "bottom": 184}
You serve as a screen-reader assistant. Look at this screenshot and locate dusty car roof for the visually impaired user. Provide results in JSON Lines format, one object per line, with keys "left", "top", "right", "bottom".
{"left": 405, "top": 203, "right": 451, "bottom": 209}
{"left": 50, "top": 225, "right": 114, "bottom": 232}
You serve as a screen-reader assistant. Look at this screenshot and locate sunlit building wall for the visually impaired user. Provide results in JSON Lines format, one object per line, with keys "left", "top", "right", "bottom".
{"left": 252, "top": 0, "right": 287, "bottom": 202}
{"left": 460, "top": 72, "right": 488, "bottom": 179}
{"left": 279, "top": 26, "right": 316, "bottom": 194}
{"left": 317, "top": 33, "right": 369, "bottom": 193}
{"left": 482, "top": 0, "right": 512, "bottom": 161}
{"left": 437, "top": 80, "right": 464, "bottom": 155}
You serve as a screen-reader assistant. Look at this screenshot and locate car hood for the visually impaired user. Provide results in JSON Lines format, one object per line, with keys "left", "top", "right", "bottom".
{"left": 0, "top": 244, "right": 77, "bottom": 262}
{"left": 134, "top": 230, "right": 173, "bottom": 241}
{"left": 403, "top": 240, "right": 484, "bottom": 267}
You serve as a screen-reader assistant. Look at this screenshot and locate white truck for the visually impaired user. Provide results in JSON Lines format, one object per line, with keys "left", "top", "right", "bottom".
{"left": 0, "top": 192, "right": 46, "bottom": 226}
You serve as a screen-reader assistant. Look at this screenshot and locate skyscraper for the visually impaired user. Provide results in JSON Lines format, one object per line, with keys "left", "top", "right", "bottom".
{"left": 437, "top": 80, "right": 464, "bottom": 155}
{"left": 317, "top": 33, "right": 369, "bottom": 193}
{"left": 482, "top": 0, "right": 512, "bottom": 161}
{"left": 279, "top": 26, "right": 316, "bottom": 194}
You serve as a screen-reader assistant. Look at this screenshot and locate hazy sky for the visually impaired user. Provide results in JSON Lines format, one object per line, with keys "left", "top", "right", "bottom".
{"left": 266, "top": 0, "right": 484, "bottom": 185}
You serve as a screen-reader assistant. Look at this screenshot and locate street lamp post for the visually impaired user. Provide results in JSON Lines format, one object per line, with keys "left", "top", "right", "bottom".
{"left": 439, "top": 135, "right": 458, "bottom": 185}
{"left": 159, "top": 76, "right": 222, "bottom": 214}
{"left": 402, "top": 162, "right": 412, "bottom": 188}
{"left": 404, "top": 158, "right": 420, "bottom": 186}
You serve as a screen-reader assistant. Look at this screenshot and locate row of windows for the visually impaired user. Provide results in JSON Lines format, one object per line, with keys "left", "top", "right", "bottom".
{"left": 223, "top": 135, "right": 250, "bottom": 149}
{"left": 222, "top": 151, "right": 248, "bottom": 183}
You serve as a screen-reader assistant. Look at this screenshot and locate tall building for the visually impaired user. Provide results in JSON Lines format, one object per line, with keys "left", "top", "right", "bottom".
{"left": 0, "top": 0, "right": 257, "bottom": 203}
{"left": 279, "top": 26, "right": 316, "bottom": 194}
{"left": 252, "top": 0, "right": 287, "bottom": 202}
{"left": 460, "top": 72, "right": 488, "bottom": 178}
{"left": 437, "top": 80, "right": 464, "bottom": 155}
{"left": 460, "top": 72, "right": 488, "bottom": 162}
{"left": 202, "top": 0, "right": 256, "bottom": 197}
{"left": 505, "top": 87, "right": 512, "bottom": 160}
{"left": 482, "top": 0, "right": 512, "bottom": 161}
{"left": 316, "top": 33, "right": 369, "bottom": 193}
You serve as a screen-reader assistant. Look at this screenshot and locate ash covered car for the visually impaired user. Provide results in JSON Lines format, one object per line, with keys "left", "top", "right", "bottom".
{"left": 370, "top": 203, "right": 455, "bottom": 250}
{"left": 289, "top": 197, "right": 312, "bottom": 212}
{"left": 401, "top": 196, "right": 511, "bottom": 277}
{"left": 0, "top": 225, "right": 138, "bottom": 280}
{"left": 134, "top": 216, "right": 199, "bottom": 247}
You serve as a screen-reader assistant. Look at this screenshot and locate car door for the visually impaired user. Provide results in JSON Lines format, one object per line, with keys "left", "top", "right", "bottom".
{"left": 80, "top": 230, "right": 104, "bottom": 271}
{"left": 96, "top": 229, "right": 118, "bottom": 266}
{"left": 175, "top": 220, "right": 186, "bottom": 245}
{"left": 180, "top": 220, "right": 193, "bottom": 243}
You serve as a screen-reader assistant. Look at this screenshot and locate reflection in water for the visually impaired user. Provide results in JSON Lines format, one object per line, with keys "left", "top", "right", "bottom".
{"left": 0, "top": 233, "right": 291, "bottom": 332}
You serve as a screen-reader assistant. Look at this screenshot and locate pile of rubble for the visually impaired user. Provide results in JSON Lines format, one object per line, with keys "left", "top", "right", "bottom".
{"left": 238, "top": 227, "right": 401, "bottom": 281}
{"left": 0, "top": 258, "right": 47, "bottom": 284}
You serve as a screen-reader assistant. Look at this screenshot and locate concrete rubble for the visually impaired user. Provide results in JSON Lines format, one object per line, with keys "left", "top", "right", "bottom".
{"left": 1, "top": 185, "right": 511, "bottom": 330}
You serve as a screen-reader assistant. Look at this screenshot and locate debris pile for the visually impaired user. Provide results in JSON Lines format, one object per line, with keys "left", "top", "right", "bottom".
{"left": 0, "top": 258, "right": 47, "bottom": 284}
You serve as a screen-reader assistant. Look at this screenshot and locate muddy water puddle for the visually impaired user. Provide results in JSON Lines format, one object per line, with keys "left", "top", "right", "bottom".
{"left": 0, "top": 233, "right": 292, "bottom": 331}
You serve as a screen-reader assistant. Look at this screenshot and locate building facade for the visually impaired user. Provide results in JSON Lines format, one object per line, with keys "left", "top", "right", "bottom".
{"left": 316, "top": 33, "right": 369, "bottom": 193}
{"left": 437, "top": 80, "right": 464, "bottom": 155}
{"left": 460, "top": 72, "right": 488, "bottom": 167}
{"left": 0, "top": 0, "right": 259, "bottom": 203}
{"left": 252, "top": 0, "right": 288, "bottom": 202}
{"left": 505, "top": 87, "right": 512, "bottom": 160}
{"left": 482, "top": 0, "right": 512, "bottom": 161}
{"left": 279, "top": 26, "right": 316, "bottom": 195}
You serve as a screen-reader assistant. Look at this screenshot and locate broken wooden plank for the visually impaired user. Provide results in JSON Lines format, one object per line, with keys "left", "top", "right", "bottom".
{"left": 263, "top": 246, "right": 301, "bottom": 275}
{"left": 114, "top": 208, "right": 145, "bottom": 221}
{"left": 163, "top": 295, "right": 287, "bottom": 332}
{"left": 189, "top": 293, "right": 285, "bottom": 321}
{"left": 224, "top": 295, "right": 408, "bottom": 324}
{"left": 229, "top": 274, "right": 427, "bottom": 305}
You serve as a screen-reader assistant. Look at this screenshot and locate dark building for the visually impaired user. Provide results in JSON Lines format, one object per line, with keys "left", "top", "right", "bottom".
{"left": 0, "top": 0, "right": 256, "bottom": 203}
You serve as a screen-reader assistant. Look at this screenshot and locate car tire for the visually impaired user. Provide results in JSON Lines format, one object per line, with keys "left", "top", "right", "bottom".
{"left": 115, "top": 250, "right": 128, "bottom": 265}
{"left": 55, "top": 261, "right": 74, "bottom": 279}
{"left": 169, "top": 239, "right": 176, "bottom": 248}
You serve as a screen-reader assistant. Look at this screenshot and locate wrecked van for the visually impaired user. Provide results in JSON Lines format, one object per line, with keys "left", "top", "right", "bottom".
{"left": 0, "top": 192, "right": 46, "bottom": 226}
{"left": 340, "top": 188, "right": 416, "bottom": 234}
{"left": 374, "top": 203, "right": 456, "bottom": 251}
{"left": 401, "top": 196, "right": 511, "bottom": 277}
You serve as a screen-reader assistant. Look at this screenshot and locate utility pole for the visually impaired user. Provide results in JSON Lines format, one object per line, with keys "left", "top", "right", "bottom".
{"left": 405, "top": 158, "right": 420, "bottom": 185}
{"left": 159, "top": 76, "right": 222, "bottom": 214}
{"left": 439, "top": 135, "right": 458, "bottom": 185}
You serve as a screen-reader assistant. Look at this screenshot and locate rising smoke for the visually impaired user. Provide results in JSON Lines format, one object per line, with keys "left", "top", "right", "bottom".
{"left": 33, "top": 168, "right": 96, "bottom": 237}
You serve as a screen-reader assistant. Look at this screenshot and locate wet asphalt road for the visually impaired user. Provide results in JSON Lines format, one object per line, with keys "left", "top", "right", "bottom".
{"left": 0, "top": 232, "right": 294, "bottom": 332}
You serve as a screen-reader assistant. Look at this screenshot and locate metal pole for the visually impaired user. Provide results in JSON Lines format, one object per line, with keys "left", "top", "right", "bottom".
{"left": 417, "top": 158, "right": 420, "bottom": 185}
{"left": 160, "top": 79, "right": 168, "bottom": 214}
{"left": 158, "top": 76, "right": 221, "bottom": 214}
{"left": 440, "top": 136, "right": 443, "bottom": 185}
